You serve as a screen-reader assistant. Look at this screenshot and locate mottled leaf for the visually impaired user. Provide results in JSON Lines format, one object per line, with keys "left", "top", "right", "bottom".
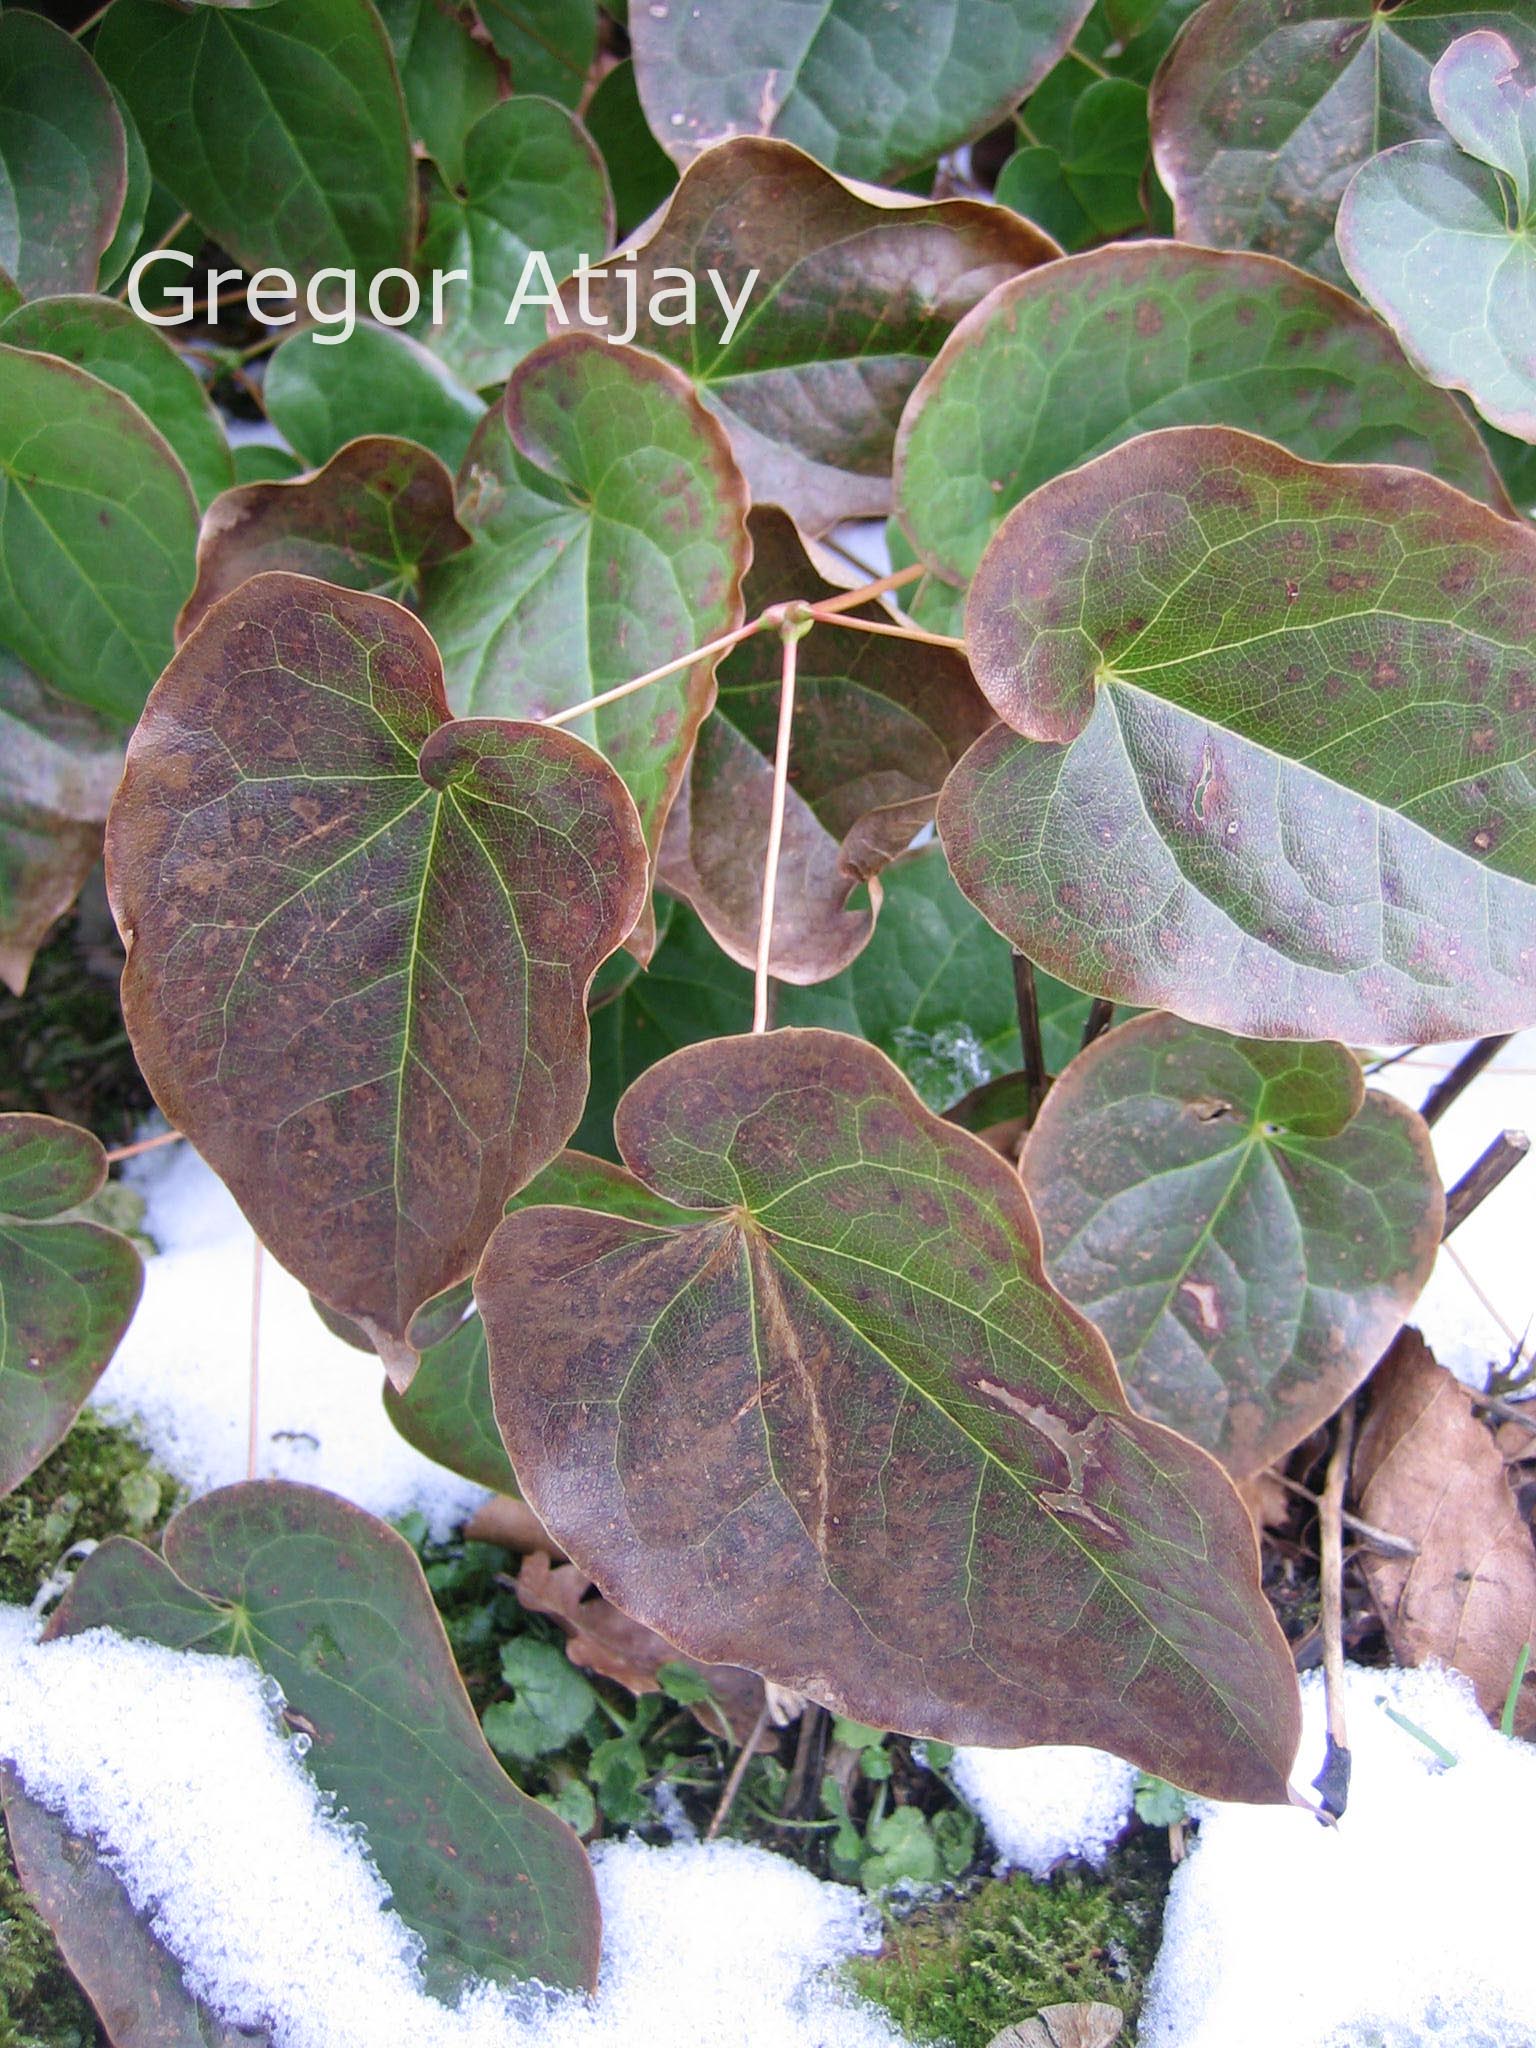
{"left": 95, "top": 0, "right": 413, "bottom": 280}
{"left": 0, "top": 1113, "right": 142, "bottom": 1498}
{"left": 263, "top": 322, "right": 486, "bottom": 474}
{"left": 0, "top": 345, "right": 197, "bottom": 722}
{"left": 382, "top": 1309, "right": 519, "bottom": 1493}
{"left": 425, "top": 336, "right": 749, "bottom": 953}
{"left": 660, "top": 507, "right": 989, "bottom": 984}
{"left": 374, "top": 0, "right": 504, "bottom": 186}
{"left": 105, "top": 573, "right": 648, "bottom": 1380}
{"left": 941, "top": 424, "right": 1536, "bottom": 1042}
{"left": 1, "top": 293, "right": 232, "bottom": 510}
{"left": 895, "top": 240, "right": 1509, "bottom": 597}
{"left": 1149, "top": 0, "right": 1535, "bottom": 285}
{"left": 474, "top": 0, "right": 597, "bottom": 105}
{"left": 0, "top": 12, "right": 126, "bottom": 298}
{"left": 630, "top": 0, "right": 1094, "bottom": 185}
{"left": 177, "top": 438, "right": 470, "bottom": 640}
{"left": 1020, "top": 1014, "right": 1443, "bottom": 1476}
{"left": 412, "top": 98, "right": 613, "bottom": 390}
{"left": 478, "top": 1028, "right": 1301, "bottom": 1799}
{"left": 556, "top": 138, "right": 1057, "bottom": 530}
{"left": 1338, "top": 31, "right": 1536, "bottom": 440}
{"left": 46, "top": 1481, "right": 600, "bottom": 1993}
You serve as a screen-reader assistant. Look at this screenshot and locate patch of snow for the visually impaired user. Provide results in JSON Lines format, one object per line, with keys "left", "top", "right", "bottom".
{"left": 949, "top": 1741, "right": 1137, "bottom": 1878}
{"left": 1141, "top": 1663, "right": 1536, "bottom": 2048}
{"left": 90, "top": 1139, "right": 486, "bottom": 1537}
{"left": 0, "top": 1605, "right": 910, "bottom": 2048}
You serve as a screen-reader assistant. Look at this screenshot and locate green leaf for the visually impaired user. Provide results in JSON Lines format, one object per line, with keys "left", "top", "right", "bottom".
{"left": 997, "top": 77, "right": 1150, "bottom": 248}
{"left": 558, "top": 138, "right": 1057, "bottom": 531}
{"left": 263, "top": 322, "right": 486, "bottom": 474}
{"left": 895, "top": 241, "right": 1510, "bottom": 599}
{"left": 425, "top": 336, "right": 750, "bottom": 952}
{"left": 1, "top": 292, "right": 232, "bottom": 510}
{"left": 629, "top": 0, "right": 1095, "bottom": 184}
{"left": 96, "top": 87, "right": 152, "bottom": 294}
{"left": 584, "top": 58, "right": 678, "bottom": 238}
{"left": 994, "top": 145, "right": 1096, "bottom": 251}
{"left": 374, "top": 0, "right": 503, "bottom": 186}
{"left": 1020, "top": 1015, "right": 1443, "bottom": 1476}
{"left": 1150, "top": 0, "right": 1536, "bottom": 284}
{"left": 382, "top": 1309, "right": 519, "bottom": 1493}
{"left": 941, "top": 424, "right": 1536, "bottom": 1042}
{"left": 861, "top": 1805, "right": 940, "bottom": 1891}
{"left": 1338, "top": 31, "right": 1536, "bottom": 441}
{"left": 478, "top": 1028, "right": 1302, "bottom": 1800}
{"left": 178, "top": 437, "right": 470, "bottom": 639}
{"left": 46, "top": 1481, "right": 600, "bottom": 1994}
{"left": 0, "top": 344, "right": 197, "bottom": 722}
{"left": 1133, "top": 1771, "right": 1189, "bottom": 1827}
{"left": 412, "top": 97, "right": 613, "bottom": 390}
{"left": 485, "top": 1638, "right": 600, "bottom": 1761}
{"left": 660, "top": 507, "right": 989, "bottom": 983}
{"left": 0, "top": 12, "right": 126, "bottom": 298}
{"left": 474, "top": 0, "right": 597, "bottom": 105}
{"left": 106, "top": 574, "right": 648, "bottom": 1381}
{"left": 94, "top": 0, "right": 414, "bottom": 280}
{"left": 588, "top": 1730, "right": 648, "bottom": 1825}
{"left": 0, "top": 1113, "right": 143, "bottom": 1498}
{"left": 232, "top": 442, "right": 306, "bottom": 484}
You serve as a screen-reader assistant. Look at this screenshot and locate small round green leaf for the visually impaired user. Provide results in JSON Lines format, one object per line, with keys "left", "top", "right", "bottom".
{"left": 374, "top": 0, "right": 503, "bottom": 186}
{"left": 263, "top": 322, "right": 487, "bottom": 474}
{"left": 0, "top": 12, "right": 127, "bottom": 299}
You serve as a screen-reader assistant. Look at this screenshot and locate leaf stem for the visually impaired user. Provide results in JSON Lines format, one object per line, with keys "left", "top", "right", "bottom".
{"left": 72, "top": 2, "right": 113, "bottom": 37}
{"left": 1419, "top": 1035, "right": 1512, "bottom": 1127}
{"left": 753, "top": 612, "right": 811, "bottom": 1032}
{"left": 1068, "top": 41, "right": 1113, "bottom": 78}
{"left": 806, "top": 606, "right": 963, "bottom": 652}
{"left": 248, "top": 1238, "right": 264, "bottom": 1483}
{"left": 705, "top": 1697, "right": 773, "bottom": 1841}
{"left": 1442, "top": 1130, "right": 1529, "bottom": 1239}
{"left": 104, "top": 1127, "right": 182, "bottom": 1165}
{"left": 540, "top": 616, "right": 770, "bottom": 728}
{"left": 1313, "top": 1400, "right": 1355, "bottom": 1822}
{"left": 1079, "top": 997, "right": 1116, "bottom": 1051}
{"left": 1011, "top": 952, "right": 1049, "bottom": 1125}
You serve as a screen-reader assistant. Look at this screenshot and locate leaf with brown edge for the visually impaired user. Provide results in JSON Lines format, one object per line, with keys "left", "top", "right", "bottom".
{"left": 1019, "top": 1014, "right": 1443, "bottom": 1479}
{"left": 1355, "top": 1327, "right": 1536, "bottom": 1737}
{"left": 478, "top": 1028, "right": 1301, "bottom": 1801}
{"left": 941, "top": 424, "right": 1536, "bottom": 1045}
{"left": 0, "top": 1113, "right": 143, "bottom": 1497}
{"left": 659, "top": 507, "right": 991, "bottom": 986}
{"left": 177, "top": 437, "right": 470, "bottom": 640}
{"left": 553, "top": 139, "right": 1057, "bottom": 533}
{"left": 105, "top": 573, "right": 647, "bottom": 1383}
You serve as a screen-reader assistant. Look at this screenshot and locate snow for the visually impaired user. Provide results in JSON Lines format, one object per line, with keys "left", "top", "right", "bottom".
{"left": 1141, "top": 1663, "right": 1536, "bottom": 2048}
{"left": 89, "top": 1137, "right": 487, "bottom": 1537}
{"left": 949, "top": 1742, "right": 1138, "bottom": 1878}
{"left": 0, "top": 1603, "right": 910, "bottom": 2048}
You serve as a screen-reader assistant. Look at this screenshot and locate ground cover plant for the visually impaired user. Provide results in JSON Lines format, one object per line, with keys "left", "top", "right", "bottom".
{"left": 1, "top": 0, "right": 1535, "bottom": 2040}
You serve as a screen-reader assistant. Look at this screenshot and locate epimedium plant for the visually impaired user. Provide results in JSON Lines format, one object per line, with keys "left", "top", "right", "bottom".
{"left": 1, "top": 0, "right": 1535, "bottom": 2023}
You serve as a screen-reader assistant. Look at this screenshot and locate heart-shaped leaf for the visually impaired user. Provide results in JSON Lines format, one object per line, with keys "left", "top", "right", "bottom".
{"left": 895, "top": 240, "right": 1509, "bottom": 598}
{"left": 46, "top": 1481, "right": 601, "bottom": 1994}
{"left": 412, "top": 97, "right": 613, "bottom": 390}
{"left": 106, "top": 573, "right": 648, "bottom": 1380}
{"left": 0, "top": 345, "right": 198, "bottom": 722}
{"left": 556, "top": 138, "right": 1056, "bottom": 531}
{"left": 996, "top": 77, "right": 1151, "bottom": 250}
{"left": 0, "top": 12, "right": 126, "bottom": 298}
{"left": 382, "top": 1309, "right": 518, "bottom": 1494}
{"left": 585, "top": 57, "right": 679, "bottom": 238}
{"left": 629, "top": 0, "right": 1094, "bottom": 185}
{"left": 374, "top": 0, "right": 503, "bottom": 186}
{"left": 478, "top": 1028, "right": 1302, "bottom": 1800}
{"left": 0, "top": 293, "right": 232, "bottom": 510}
{"left": 0, "top": 654, "right": 123, "bottom": 997}
{"left": 475, "top": 0, "right": 596, "bottom": 105}
{"left": 660, "top": 507, "right": 990, "bottom": 984}
{"left": 1019, "top": 1015, "right": 1443, "bottom": 1477}
{"left": 264, "top": 322, "right": 486, "bottom": 474}
{"left": 177, "top": 438, "right": 471, "bottom": 640}
{"left": 0, "top": 1113, "right": 143, "bottom": 1498}
{"left": 1150, "top": 0, "right": 1535, "bottom": 284}
{"left": 425, "top": 335, "right": 750, "bottom": 953}
{"left": 95, "top": 0, "right": 413, "bottom": 279}
{"left": 1338, "top": 31, "right": 1536, "bottom": 440}
{"left": 940, "top": 424, "right": 1536, "bottom": 1043}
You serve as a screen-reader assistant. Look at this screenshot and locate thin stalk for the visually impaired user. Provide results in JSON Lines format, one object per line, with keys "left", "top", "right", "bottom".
{"left": 806, "top": 606, "right": 964, "bottom": 652}
{"left": 541, "top": 616, "right": 769, "bottom": 728}
{"left": 1080, "top": 997, "right": 1116, "bottom": 1051}
{"left": 1069, "top": 41, "right": 1112, "bottom": 78}
{"left": 247, "top": 1239, "right": 264, "bottom": 1483}
{"left": 72, "top": 1, "right": 112, "bottom": 37}
{"left": 753, "top": 616, "right": 809, "bottom": 1032}
{"left": 1442, "top": 1131, "right": 1529, "bottom": 1239}
{"left": 1420, "top": 1035, "right": 1511, "bottom": 1127}
{"left": 801, "top": 560, "right": 922, "bottom": 617}
{"left": 1314, "top": 1401, "right": 1356, "bottom": 1822}
{"left": 104, "top": 1127, "right": 182, "bottom": 1166}
{"left": 1011, "top": 952, "right": 1049, "bottom": 1125}
{"left": 705, "top": 1699, "right": 773, "bottom": 1841}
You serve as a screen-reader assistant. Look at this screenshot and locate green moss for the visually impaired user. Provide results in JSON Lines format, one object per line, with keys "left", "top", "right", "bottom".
{"left": 848, "top": 1835, "right": 1170, "bottom": 2047}
{"left": 0, "top": 1842, "right": 96, "bottom": 2048}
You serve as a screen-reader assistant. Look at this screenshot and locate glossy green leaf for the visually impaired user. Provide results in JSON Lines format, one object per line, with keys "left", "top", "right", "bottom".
{"left": 106, "top": 574, "right": 648, "bottom": 1380}
{"left": 177, "top": 437, "right": 470, "bottom": 639}
{"left": 997, "top": 78, "right": 1150, "bottom": 249}
{"left": 232, "top": 443, "right": 306, "bottom": 485}
{"left": 374, "top": 0, "right": 504, "bottom": 186}
{"left": 94, "top": 0, "right": 413, "bottom": 280}
{"left": 412, "top": 98, "right": 613, "bottom": 390}
{"left": 895, "top": 241, "right": 1510, "bottom": 598}
{"left": 382, "top": 1309, "right": 518, "bottom": 1493}
{"left": 0, "top": 1113, "right": 143, "bottom": 1498}
{"left": 46, "top": 1481, "right": 600, "bottom": 1994}
{"left": 474, "top": 0, "right": 597, "bottom": 105}
{"left": 263, "top": 323, "right": 486, "bottom": 474}
{"left": 0, "top": 345, "right": 197, "bottom": 722}
{"left": 1020, "top": 1014, "right": 1444, "bottom": 1476}
{"left": 584, "top": 58, "right": 678, "bottom": 238}
{"left": 0, "top": 293, "right": 232, "bottom": 509}
{"left": 940, "top": 424, "right": 1536, "bottom": 1043}
{"left": 1149, "top": 0, "right": 1535, "bottom": 285}
{"left": 0, "top": 11, "right": 126, "bottom": 298}
{"left": 1338, "top": 30, "right": 1536, "bottom": 440}
{"left": 629, "top": 0, "right": 1095, "bottom": 184}
{"left": 96, "top": 87, "right": 152, "bottom": 294}
{"left": 478, "top": 1028, "right": 1302, "bottom": 1800}
{"left": 557, "top": 138, "right": 1057, "bottom": 531}
{"left": 660, "top": 507, "right": 989, "bottom": 983}
{"left": 425, "top": 336, "right": 750, "bottom": 952}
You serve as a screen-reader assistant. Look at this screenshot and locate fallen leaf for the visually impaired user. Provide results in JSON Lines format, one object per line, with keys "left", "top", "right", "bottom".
{"left": 990, "top": 2002, "right": 1124, "bottom": 2048}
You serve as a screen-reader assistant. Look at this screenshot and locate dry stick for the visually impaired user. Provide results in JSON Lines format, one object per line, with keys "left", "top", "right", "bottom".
{"left": 103, "top": 1127, "right": 183, "bottom": 1166}
{"left": 1011, "top": 952, "right": 1049, "bottom": 1126}
{"left": 1080, "top": 997, "right": 1116, "bottom": 1052}
{"left": 247, "top": 1239, "right": 264, "bottom": 1483}
{"left": 705, "top": 1697, "right": 774, "bottom": 1841}
{"left": 1419, "top": 1034, "right": 1513, "bottom": 1127}
{"left": 1441, "top": 1130, "right": 1530, "bottom": 1239}
{"left": 1314, "top": 1401, "right": 1356, "bottom": 1822}
{"left": 1270, "top": 1471, "right": 1417, "bottom": 1559}
{"left": 752, "top": 614, "right": 810, "bottom": 1033}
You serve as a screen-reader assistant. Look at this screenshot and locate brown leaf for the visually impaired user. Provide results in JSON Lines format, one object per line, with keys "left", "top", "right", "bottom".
{"left": 463, "top": 1494, "right": 565, "bottom": 1559}
{"left": 1356, "top": 1328, "right": 1536, "bottom": 1735}
{"left": 990, "top": 2004, "right": 1124, "bottom": 2048}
